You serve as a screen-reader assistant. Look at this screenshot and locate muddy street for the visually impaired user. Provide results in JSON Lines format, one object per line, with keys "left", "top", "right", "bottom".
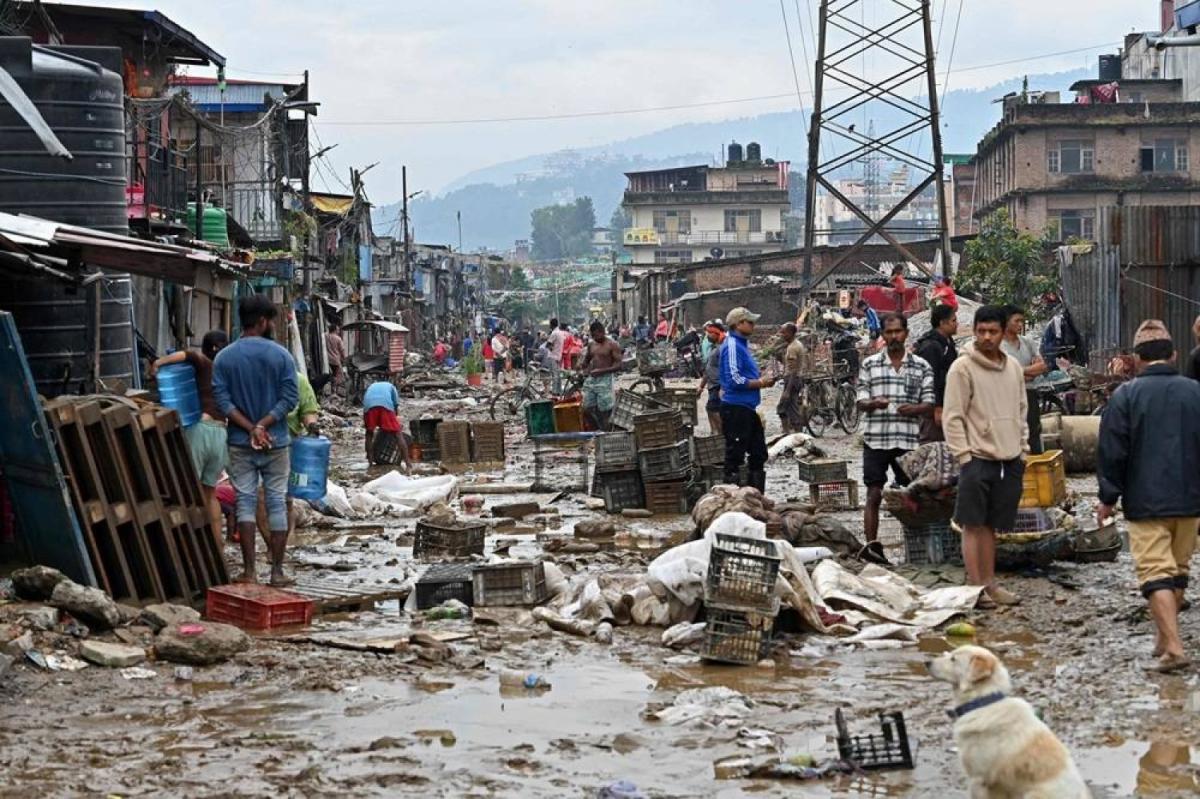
{"left": 3, "top": 382, "right": 1199, "bottom": 799}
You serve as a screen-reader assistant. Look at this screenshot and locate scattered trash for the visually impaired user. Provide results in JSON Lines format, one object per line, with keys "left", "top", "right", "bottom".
{"left": 597, "top": 779, "right": 645, "bottom": 798}
{"left": 173, "top": 666, "right": 194, "bottom": 681}
{"left": 120, "top": 666, "right": 157, "bottom": 680}
{"left": 499, "top": 669, "right": 552, "bottom": 690}
{"left": 662, "top": 622, "right": 706, "bottom": 649}
{"left": 647, "top": 687, "right": 753, "bottom": 726}
{"left": 946, "top": 622, "right": 977, "bottom": 638}
{"left": 834, "top": 708, "right": 914, "bottom": 770}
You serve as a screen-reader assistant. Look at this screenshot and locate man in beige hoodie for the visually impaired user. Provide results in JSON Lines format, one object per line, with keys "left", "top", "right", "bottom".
{"left": 943, "top": 305, "right": 1029, "bottom": 608}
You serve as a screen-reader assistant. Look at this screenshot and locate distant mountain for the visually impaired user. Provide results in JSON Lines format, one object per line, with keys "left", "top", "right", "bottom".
{"left": 374, "top": 67, "right": 1090, "bottom": 250}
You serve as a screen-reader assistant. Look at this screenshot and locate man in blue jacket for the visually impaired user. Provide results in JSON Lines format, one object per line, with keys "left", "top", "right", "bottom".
{"left": 1098, "top": 319, "right": 1200, "bottom": 673}
{"left": 719, "top": 307, "right": 777, "bottom": 490}
{"left": 213, "top": 294, "right": 299, "bottom": 586}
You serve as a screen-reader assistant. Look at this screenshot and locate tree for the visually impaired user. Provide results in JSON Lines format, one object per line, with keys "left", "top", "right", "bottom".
{"left": 957, "top": 210, "right": 1056, "bottom": 319}
{"left": 530, "top": 197, "right": 596, "bottom": 261}
{"left": 608, "top": 205, "right": 631, "bottom": 257}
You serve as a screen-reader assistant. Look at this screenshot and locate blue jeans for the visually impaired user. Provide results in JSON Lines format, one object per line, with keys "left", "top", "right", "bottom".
{"left": 228, "top": 446, "right": 289, "bottom": 531}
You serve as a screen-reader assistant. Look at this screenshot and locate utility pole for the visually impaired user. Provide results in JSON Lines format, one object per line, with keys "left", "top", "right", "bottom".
{"left": 800, "top": 0, "right": 951, "bottom": 295}
{"left": 300, "top": 69, "right": 312, "bottom": 293}
{"left": 402, "top": 165, "right": 411, "bottom": 286}
{"left": 456, "top": 210, "right": 462, "bottom": 252}
{"left": 194, "top": 118, "right": 203, "bottom": 239}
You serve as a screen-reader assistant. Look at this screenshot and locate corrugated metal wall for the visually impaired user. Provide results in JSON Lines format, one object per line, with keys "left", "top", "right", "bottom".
{"left": 1060, "top": 206, "right": 1200, "bottom": 370}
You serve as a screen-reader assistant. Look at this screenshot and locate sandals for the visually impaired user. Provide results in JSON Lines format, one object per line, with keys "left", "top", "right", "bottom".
{"left": 1143, "top": 653, "right": 1191, "bottom": 674}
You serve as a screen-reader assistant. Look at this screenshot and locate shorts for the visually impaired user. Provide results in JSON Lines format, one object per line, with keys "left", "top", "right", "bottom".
{"left": 184, "top": 419, "right": 228, "bottom": 487}
{"left": 227, "top": 446, "right": 289, "bottom": 530}
{"left": 863, "top": 446, "right": 911, "bottom": 488}
{"left": 364, "top": 406, "right": 401, "bottom": 433}
{"left": 1128, "top": 517, "right": 1199, "bottom": 597}
{"left": 954, "top": 457, "right": 1024, "bottom": 530}
{"left": 582, "top": 373, "right": 615, "bottom": 412}
{"left": 493, "top": 357, "right": 506, "bottom": 374}
{"left": 706, "top": 386, "right": 721, "bottom": 412}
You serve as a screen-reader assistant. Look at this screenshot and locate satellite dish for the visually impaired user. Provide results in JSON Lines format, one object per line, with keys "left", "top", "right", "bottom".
{"left": 710, "top": 247, "right": 724, "bottom": 259}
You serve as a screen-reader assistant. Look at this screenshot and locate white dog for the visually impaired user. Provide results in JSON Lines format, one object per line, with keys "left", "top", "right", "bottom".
{"left": 927, "top": 645, "right": 1091, "bottom": 799}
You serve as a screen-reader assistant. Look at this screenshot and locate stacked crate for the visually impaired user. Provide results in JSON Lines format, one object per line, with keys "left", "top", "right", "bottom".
{"left": 592, "top": 431, "right": 643, "bottom": 513}
{"left": 436, "top": 421, "right": 472, "bottom": 465}
{"left": 796, "top": 457, "right": 858, "bottom": 510}
{"left": 691, "top": 434, "right": 725, "bottom": 490}
{"left": 410, "top": 418, "right": 442, "bottom": 462}
{"left": 634, "top": 408, "right": 691, "bottom": 515}
{"left": 471, "top": 421, "right": 506, "bottom": 463}
{"left": 701, "top": 534, "right": 782, "bottom": 665}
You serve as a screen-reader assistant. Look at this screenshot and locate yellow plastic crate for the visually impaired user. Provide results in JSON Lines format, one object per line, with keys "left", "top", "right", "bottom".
{"left": 1019, "top": 450, "right": 1067, "bottom": 509}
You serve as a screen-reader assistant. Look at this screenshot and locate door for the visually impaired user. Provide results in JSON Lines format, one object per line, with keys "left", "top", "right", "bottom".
{"left": 0, "top": 312, "right": 95, "bottom": 585}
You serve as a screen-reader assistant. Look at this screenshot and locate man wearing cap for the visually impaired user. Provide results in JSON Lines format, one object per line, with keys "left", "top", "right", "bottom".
{"left": 719, "top": 307, "right": 777, "bottom": 490}
{"left": 697, "top": 320, "right": 726, "bottom": 434}
{"left": 1098, "top": 319, "right": 1200, "bottom": 673}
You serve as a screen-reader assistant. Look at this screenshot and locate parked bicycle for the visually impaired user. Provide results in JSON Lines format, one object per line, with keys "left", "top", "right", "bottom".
{"left": 487, "top": 366, "right": 554, "bottom": 421}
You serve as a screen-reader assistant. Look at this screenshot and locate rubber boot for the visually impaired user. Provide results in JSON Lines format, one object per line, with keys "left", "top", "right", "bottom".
{"left": 748, "top": 469, "right": 767, "bottom": 494}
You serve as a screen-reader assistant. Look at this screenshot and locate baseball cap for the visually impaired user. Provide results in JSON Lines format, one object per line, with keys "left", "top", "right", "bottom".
{"left": 725, "top": 307, "right": 761, "bottom": 326}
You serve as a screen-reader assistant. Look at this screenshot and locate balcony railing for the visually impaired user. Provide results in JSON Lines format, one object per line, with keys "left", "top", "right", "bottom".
{"left": 623, "top": 228, "right": 787, "bottom": 246}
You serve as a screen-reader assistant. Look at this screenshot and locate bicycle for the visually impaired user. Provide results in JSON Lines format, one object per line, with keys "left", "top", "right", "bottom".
{"left": 800, "top": 374, "right": 838, "bottom": 438}
{"left": 831, "top": 361, "right": 860, "bottom": 433}
{"left": 488, "top": 366, "right": 554, "bottom": 421}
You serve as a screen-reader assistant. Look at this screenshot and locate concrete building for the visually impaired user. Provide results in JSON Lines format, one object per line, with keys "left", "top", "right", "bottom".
{"left": 620, "top": 143, "right": 790, "bottom": 265}
{"left": 810, "top": 163, "right": 940, "bottom": 245}
{"left": 972, "top": 3, "right": 1200, "bottom": 238}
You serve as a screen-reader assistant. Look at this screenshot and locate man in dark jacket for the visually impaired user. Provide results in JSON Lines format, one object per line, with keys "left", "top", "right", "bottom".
{"left": 1098, "top": 319, "right": 1200, "bottom": 673}
{"left": 913, "top": 303, "right": 958, "bottom": 443}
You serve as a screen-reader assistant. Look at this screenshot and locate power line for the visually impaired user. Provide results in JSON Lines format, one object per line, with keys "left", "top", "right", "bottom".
{"left": 939, "top": 0, "right": 966, "bottom": 107}
{"left": 778, "top": 0, "right": 809, "bottom": 139}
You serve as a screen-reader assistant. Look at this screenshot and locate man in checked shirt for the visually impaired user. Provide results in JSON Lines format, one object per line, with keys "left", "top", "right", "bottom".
{"left": 856, "top": 313, "right": 935, "bottom": 559}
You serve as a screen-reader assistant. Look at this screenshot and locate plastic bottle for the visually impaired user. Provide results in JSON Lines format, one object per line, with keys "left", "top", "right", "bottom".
{"left": 499, "top": 669, "right": 551, "bottom": 690}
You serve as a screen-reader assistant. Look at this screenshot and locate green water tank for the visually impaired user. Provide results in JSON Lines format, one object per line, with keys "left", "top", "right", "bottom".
{"left": 185, "top": 204, "right": 230, "bottom": 248}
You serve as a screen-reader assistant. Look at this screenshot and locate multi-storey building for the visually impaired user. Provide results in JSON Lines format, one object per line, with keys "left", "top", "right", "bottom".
{"left": 621, "top": 143, "right": 790, "bottom": 265}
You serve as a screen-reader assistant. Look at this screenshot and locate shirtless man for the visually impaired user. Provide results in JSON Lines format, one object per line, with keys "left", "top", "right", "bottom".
{"left": 580, "top": 320, "right": 623, "bottom": 431}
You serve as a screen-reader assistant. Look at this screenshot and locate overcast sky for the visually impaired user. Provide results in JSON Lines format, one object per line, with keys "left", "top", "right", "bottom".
{"left": 108, "top": 0, "right": 1161, "bottom": 202}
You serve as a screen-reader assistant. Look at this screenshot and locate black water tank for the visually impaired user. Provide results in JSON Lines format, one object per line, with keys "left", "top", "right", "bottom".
{"left": 1098, "top": 54, "right": 1121, "bottom": 82}
{"left": 728, "top": 141, "right": 743, "bottom": 164}
{"left": 0, "top": 37, "right": 127, "bottom": 233}
{"left": 746, "top": 142, "right": 762, "bottom": 162}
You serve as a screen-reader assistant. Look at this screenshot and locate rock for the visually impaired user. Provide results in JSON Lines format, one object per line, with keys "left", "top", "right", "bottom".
{"left": 139, "top": 603, "right": 201, "bottom": 632}
{"left": 0, "top": 652, "right": 12, "bottom": 677}
{"left": 115, "top": 604, "right": 141, "bottom": 625}
{"left": 80, "top": 640, "right": 146, "bottom": 668}
{"left": 49, "top": 581, "right": 120, "bottom": 630}
{"left": 492, "top": 502, "right": 540, "bottom": 520}
{"left": 19, "top": 605, "right": 59, "bottom": 631}
{"left": 575, "top": 520, "right": 617, "bottom": 539}
{"left": 621, "top": 509, "right": 653, "bottom": 518}
{"left": 2, "top": 631, "right": 33, "bottom": 658}
{"left": 154, "top": 622, "right": 250, "bottom": 666}
{"left": 10, "top": 566, "right": 68, "bottom": 601}
{"left": 368, "top": 736, "right": 407, "bottom": 751}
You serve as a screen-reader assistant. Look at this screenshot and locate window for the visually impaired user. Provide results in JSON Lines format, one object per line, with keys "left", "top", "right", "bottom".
{"left": 1049, "top": 210, "right": 1095, "bottom": 241}
{"left": 1048, "top": 140, "right": 1094, "bottom": 174}
{"left": 723, "top": 209, "right": 762, "bottom": 232}
{"left": 653, "top": 249, "right": 693, "bottom": 264}
{"left": 1140, "top": 139, "right": 1189, "bottom": 173}
{"left": 651, "top": 210, "right": 691, "bottom": 233}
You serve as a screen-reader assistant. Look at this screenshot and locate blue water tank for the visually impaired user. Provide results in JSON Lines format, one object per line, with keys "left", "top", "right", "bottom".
{"left": 157, "top": 363, "right": 202, "bottom": 427}
{"left": 289, "top": 436, "right": 332, "bottom": 500}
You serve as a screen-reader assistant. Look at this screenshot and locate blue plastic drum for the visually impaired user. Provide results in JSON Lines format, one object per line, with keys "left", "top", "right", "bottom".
{"left": 157, "top": 362, "right": 202, "bottom": 427}
{"left": 289, "top": 435, "right": 332, "bottom": 500}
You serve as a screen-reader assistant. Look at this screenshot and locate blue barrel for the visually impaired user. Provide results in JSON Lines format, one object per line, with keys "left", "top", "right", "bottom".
{"left": 289, "top": 435, "right": 332, "bottom": 500}
{"left": 157, "top": 363, "right": 202, "bottom": 427}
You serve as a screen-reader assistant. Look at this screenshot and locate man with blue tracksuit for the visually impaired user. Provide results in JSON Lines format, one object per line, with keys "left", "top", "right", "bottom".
{"left": 719, "top": 307, "right": 777, "bottom": 491}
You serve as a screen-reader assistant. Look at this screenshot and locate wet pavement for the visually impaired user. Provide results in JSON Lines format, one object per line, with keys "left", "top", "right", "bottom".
{"left": 2, "top": 379, "right": 1199, "bottom": 798}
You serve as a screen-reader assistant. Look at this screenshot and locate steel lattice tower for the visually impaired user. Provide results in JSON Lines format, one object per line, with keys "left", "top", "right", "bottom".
{"left": 800, "top": 0, "right": 951, "bottom": 292}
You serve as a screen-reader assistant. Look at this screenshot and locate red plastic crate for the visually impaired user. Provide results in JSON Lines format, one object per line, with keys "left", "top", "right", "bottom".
{"left": 205, "top": 583, "right": 314, "bottom": 630}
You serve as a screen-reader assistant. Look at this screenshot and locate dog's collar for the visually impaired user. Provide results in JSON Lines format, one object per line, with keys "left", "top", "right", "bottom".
{"left": 948, "top": 692, "right": 1006, "bottom": 720}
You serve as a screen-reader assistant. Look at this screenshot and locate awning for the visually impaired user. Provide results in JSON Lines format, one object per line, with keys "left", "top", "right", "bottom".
{"left": 310, "top": 193, "right": 354, "bottom": 216}
{"left": 0, "top": 212, "right": 245, "bottom": 286}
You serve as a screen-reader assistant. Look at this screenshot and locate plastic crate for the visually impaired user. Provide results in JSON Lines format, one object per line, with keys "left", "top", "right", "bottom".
{"left": 419, "top": 444, "right": 441, "bottom": 463}
{"left": 595, "top": 431, "right": 638, "bottom": 472}
{"left": 205, "top": 583, "right": 314, "bottom": 630}
{"left": 797, "top": 458, "right": 849, "bottom": 484}
{"left": 903, "top": 521, "right": 962, "bottom": 566}
{"left": 636, "top": 345, "right": 675, "bottom": 376}
{"left": 413, "top": 518, "right": 486, "bottom": 559}
{"left": 471, "top": 421, "right": 506, "bottom": 462}
{"left": 610, "top": 390, "right": 669, "bottom": 431}
{"left": 554, "top": 401, "right": 584, "bottom": 433}
{"left": 1020, "top": 450, "right": 1067, "bottom": 509}
{"left": 525, "top": 400, "right": 556, "bottom": 437}
{"left": 644, "top": 479, "right": 689, "bottom": 515}
{"left": 650, "top": 387, "right": 700, "bottom": 427}
{"left": 809, "top": 479, "right": 860, "bottom": 511}
{"left": 694, "top": 464, "right": 745, "bottom": 491}
{"left": 1009, "top": 508, "right": 1053, "bottom": 534}
{"left": 705, "top": 534, "right": 781, "bottom": 611}
{"left": 473, "top": 559, "right": 548, "bottom": 606}
{"left": 437, "top": 421, "right": 472, "bottom": 464}
{"left": 692, "top": 434, "right": 725, "bottom": 466}
{"left": 591, "top": 469, "right": 644, "bottom": 513}
{"left": 638, "top": 440, "right": 692, "bottom": 481}
{"left": 415, "top": 563, "right": 475, "bottom": 609}
{"left": 410, "top": 417, "right": 442, "bottom": 445}
{"left": 835, "top": 708, "right": 914, "bottom": 770}
{"left": 700, "top": 604, "right": 775, "bottom": 665}
{"left": 633, "top": 408, "right": 685, "bottom": 450}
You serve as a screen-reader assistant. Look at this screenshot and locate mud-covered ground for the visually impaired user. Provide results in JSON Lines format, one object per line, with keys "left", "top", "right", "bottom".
{"left": 2, "top": 378, "right": 1199, "bottom": 798}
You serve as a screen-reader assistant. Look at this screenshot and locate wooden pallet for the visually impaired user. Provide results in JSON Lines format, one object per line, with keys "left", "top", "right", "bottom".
{"left": 289, "top": 576, "right": 407, "bottom": 614}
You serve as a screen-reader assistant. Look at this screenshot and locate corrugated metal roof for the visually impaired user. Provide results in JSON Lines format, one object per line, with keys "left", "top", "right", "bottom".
{"left": 168, "top": 83, "right": 290, "bottom": 109}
